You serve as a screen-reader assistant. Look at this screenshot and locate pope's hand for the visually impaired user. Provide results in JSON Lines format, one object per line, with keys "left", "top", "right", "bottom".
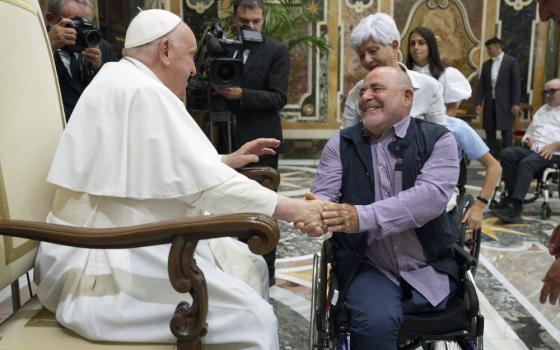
{"left": 293, "top": 193, "right": 328, "bottom": 237}
{"left": 222, "top": 138, "right": 280, "bottom": 169}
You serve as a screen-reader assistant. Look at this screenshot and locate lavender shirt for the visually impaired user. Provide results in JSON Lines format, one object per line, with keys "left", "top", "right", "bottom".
{"left": 311, "top": 117, "right": 459, "bottom": 306}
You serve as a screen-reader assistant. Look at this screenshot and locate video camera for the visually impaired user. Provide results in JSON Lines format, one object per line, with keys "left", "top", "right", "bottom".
{"left": 187, "top": 21, "right": 263, "bottom": 111}
{"left": 62, "top": 16, "right": 102, "bottom": 53}
{"left": 187, "top": 21, "right": 262, "bottom": 152}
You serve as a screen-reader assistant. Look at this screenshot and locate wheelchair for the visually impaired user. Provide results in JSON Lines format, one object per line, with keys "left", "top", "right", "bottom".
{"left": 490, "top": 162, "right": 560, "bottom": 219}
{"left": 309, "top": 193, "right": 484, "bottom": 350}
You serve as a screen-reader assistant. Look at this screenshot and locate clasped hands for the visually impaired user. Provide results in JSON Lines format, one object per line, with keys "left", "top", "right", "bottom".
{"left": 294, "top": 193, "right": 359, "bottom": 237}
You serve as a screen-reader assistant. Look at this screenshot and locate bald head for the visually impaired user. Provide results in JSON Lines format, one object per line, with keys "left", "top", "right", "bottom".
{"left": 359, "top": 66, "right": 414, "bottom": 137}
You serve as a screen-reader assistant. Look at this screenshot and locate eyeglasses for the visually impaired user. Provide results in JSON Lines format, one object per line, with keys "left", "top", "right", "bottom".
{"left": 542, "top": 88, "right": 560, "bottom": 96}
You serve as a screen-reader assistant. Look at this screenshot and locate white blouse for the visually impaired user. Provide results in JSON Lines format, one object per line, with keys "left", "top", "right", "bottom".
{"left": 413, "top": 65, "right": 471, "bottom": 105}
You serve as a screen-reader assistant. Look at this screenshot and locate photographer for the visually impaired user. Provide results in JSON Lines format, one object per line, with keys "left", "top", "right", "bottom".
{"left": 45, "top": 0, "right": 116, "bottom": 121}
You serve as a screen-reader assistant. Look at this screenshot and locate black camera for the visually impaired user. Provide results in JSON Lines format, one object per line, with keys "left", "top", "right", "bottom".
{"left": 186, "top": 21, "right": 263, "bottom": 153}
{"left": 62, "top": 16, "right": 102, "bottom": 53}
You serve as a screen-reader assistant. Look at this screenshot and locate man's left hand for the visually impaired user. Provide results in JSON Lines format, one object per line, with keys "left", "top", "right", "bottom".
{"left": 540, "top": 258, "right": 560, "bottom": 305}
{"left": 538, "top": 143, "right": 557, "bottom": 160}
{"left": 222, "top": 138, "right": 280, "bottom": 169}
{"left": 82, "top": 47, "right": 102, "bottom": 70}
{"left": 320, "top": 202, "right": 359, "bottom": 233}
{"left": 215, "top": 87, "right": 242, "bottom": 100}
{"left": 462, "top": 201, "right": 484, "bottom": 231}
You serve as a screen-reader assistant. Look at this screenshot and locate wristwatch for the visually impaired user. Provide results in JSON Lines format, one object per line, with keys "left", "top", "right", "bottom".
{"left": 476, "top": 196, "right": 489, "bottom": 205}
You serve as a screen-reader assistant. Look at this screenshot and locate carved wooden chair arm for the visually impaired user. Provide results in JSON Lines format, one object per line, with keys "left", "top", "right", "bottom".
{"left": 0, "top": 213, "right": 279, "bottom": 350}
{"left": 0, "top": 213, "right": 278, "bottom": 254}
{"left": 237, "top": 166, "right": 280, "bottom": 192}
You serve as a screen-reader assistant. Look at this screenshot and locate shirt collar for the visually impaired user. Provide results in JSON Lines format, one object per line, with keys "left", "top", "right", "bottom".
{"left": 493, "top": 52, "right": 504, "bottom": 62}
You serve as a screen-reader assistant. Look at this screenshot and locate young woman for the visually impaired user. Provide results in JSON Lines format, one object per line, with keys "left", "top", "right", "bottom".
{"left": 406, "top": 26, "right": 471, "bottom": 116}
{"left": 407, "top": 26, "right": 502, "bottom": 232}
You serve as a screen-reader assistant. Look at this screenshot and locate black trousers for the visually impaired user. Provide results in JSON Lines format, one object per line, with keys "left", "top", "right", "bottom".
{"left": 500, "top": 146, "right": 560, "bottom": 201}
{"left": 485, "top": 100, "right": 513, "bottom": 151}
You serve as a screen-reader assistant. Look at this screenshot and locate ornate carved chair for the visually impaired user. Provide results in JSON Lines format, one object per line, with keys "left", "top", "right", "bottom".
{"left": 0, "top": 1, "right": 279, "bottom": 349}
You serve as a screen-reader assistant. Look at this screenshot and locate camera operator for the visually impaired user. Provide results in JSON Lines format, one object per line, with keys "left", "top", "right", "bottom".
{"left": 45, "top": 0, "right": 116, "bottom": 121}
{"left": 214, "top": 0, "right": 289, "bottom": 285}
{"left": 215, "top": 0, "right": 289, "bottom": 171}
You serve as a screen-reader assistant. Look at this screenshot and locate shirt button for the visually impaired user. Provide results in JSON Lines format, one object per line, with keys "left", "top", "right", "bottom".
{"left": 384, "top": 191, "right": 390, "bottom": 196}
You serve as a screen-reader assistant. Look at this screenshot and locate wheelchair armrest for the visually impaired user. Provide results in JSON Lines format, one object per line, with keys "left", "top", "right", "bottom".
{"left": 237, "top": 166, "right": 280, "bottom": 192}
{"left": 453, "top": 243, "right": 477, "bottom": 271}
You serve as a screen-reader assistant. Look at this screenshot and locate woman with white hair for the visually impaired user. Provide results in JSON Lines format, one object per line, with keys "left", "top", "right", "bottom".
{"left": 342, "top": 13, "right": 447, "bottom": 129}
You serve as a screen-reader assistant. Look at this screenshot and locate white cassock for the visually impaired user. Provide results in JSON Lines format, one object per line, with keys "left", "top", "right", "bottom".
{"left": 35, "top": 57, "right": 280, "bottom": 350}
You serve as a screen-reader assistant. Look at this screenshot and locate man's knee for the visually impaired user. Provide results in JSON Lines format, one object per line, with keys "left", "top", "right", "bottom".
{"left": 349, "top": 308, "right": 402, "bottom": 350}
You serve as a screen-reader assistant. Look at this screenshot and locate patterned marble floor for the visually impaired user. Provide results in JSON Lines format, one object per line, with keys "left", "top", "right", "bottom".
{"left": 273, "top": 159, "right": 560, "bottom": 350}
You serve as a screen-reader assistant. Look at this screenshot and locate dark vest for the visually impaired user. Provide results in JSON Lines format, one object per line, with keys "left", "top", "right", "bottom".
{"left": 330, "top": 118, "right": 460, "bottom": 294}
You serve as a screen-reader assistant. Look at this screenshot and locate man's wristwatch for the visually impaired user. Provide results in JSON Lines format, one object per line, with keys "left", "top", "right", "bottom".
{"left": 476, "top": 196, "right": 489, "bottom": 205}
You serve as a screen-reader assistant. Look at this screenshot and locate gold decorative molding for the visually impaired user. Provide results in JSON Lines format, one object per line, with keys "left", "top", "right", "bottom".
{"left": 532, "top": 20, "right": 549, "bottom": 110}
{"left": 327, "top": 0, "right": 340, "bottom": 124}
{"left": 504, "top": 0, "right": 532, "bottom": 11}
{"left": 185, "top": 0, "right": 214, "bottom": 14}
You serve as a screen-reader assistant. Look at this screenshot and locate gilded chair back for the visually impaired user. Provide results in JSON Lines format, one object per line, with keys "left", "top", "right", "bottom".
{"left": 0, "top": 0, "right": 65, "bottom": 290}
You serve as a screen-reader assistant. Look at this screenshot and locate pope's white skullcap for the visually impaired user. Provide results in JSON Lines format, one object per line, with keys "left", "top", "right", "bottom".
{"left": 124, "top": 9, "right": 182, "bottom": 49}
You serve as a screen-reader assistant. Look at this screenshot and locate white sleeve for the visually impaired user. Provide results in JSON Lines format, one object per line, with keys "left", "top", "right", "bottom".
{"left": 425, "top": 80, "right": 448, "bottom": 127}
{"left": 439, "top": 67, "right": 472, "bottom": 104}
{"left": 179, "top": 171, "right": 278, "bottom": 217}
{"left": 341, "top": 80, "right": 363, "bottom": 129}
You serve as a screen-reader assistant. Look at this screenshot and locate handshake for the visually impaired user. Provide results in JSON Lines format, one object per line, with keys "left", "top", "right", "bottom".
{"left": 288, "top": 192, "right": 360, "bottom": 237}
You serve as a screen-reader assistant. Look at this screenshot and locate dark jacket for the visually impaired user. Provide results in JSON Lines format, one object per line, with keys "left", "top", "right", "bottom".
{"left": 231, "top": 35, "right": 289, "bottom": 154}
{"left": 54, "top": 39, "right": 116, "bottom": 121}
{"left": 330, "top": 119, "right": 460, "bottom": 296}
{"left": 475, "top": 53, "right": 521, "bottom": 130}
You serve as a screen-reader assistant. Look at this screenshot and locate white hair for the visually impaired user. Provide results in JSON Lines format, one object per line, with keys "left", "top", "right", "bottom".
{"left": 349, "top": 13, "right": 400, "bottom": 51}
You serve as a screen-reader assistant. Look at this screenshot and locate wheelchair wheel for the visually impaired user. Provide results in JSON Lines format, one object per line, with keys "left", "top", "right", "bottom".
{"left": 434, "top": 336, "right": 483, "bottom": 350}
{"left": 541, "top": 203, "right": 552, "bottom": 220}
{"left": 310, "top": 243, "right": 331, "bottom": 350}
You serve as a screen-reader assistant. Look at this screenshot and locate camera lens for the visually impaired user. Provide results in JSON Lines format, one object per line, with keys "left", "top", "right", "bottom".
{"left": 216, "top": 62, "right": 236, "bottom": 82}
{"left": 84, "top": 30, "right": 102, "bottom": 47}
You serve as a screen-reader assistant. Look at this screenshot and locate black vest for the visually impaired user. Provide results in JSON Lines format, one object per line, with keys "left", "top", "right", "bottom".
{"left": 330, "top": 118, "right": 460, "bottom": 293}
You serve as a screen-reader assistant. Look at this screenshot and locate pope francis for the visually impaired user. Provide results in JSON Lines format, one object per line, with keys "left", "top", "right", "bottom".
{"left": 34, "top": 9, "right": 323, "bottom": 350}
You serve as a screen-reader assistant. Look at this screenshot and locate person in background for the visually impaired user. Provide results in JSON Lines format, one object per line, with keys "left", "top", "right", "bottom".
{"left": 214, "top": 0, "right": 290, "bottom": 284}
{"left": 406, "top": 26, "right": 501, "bottom": 231}
{"left": 44, "top": 0, "right": 116, "bottom": 121}
{"left": 341, "top": 13, "right": 446, "bottom": 129}
{"left": 492, "top": 78, "right": 560, "bottom": 223}
{"left": 475, "top": 37, "right": 521, "bottom": 153}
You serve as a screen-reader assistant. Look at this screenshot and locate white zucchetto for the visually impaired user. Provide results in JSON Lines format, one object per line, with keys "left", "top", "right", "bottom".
{"left": 124, "top": 9, "right": 182, "bottom": 49}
